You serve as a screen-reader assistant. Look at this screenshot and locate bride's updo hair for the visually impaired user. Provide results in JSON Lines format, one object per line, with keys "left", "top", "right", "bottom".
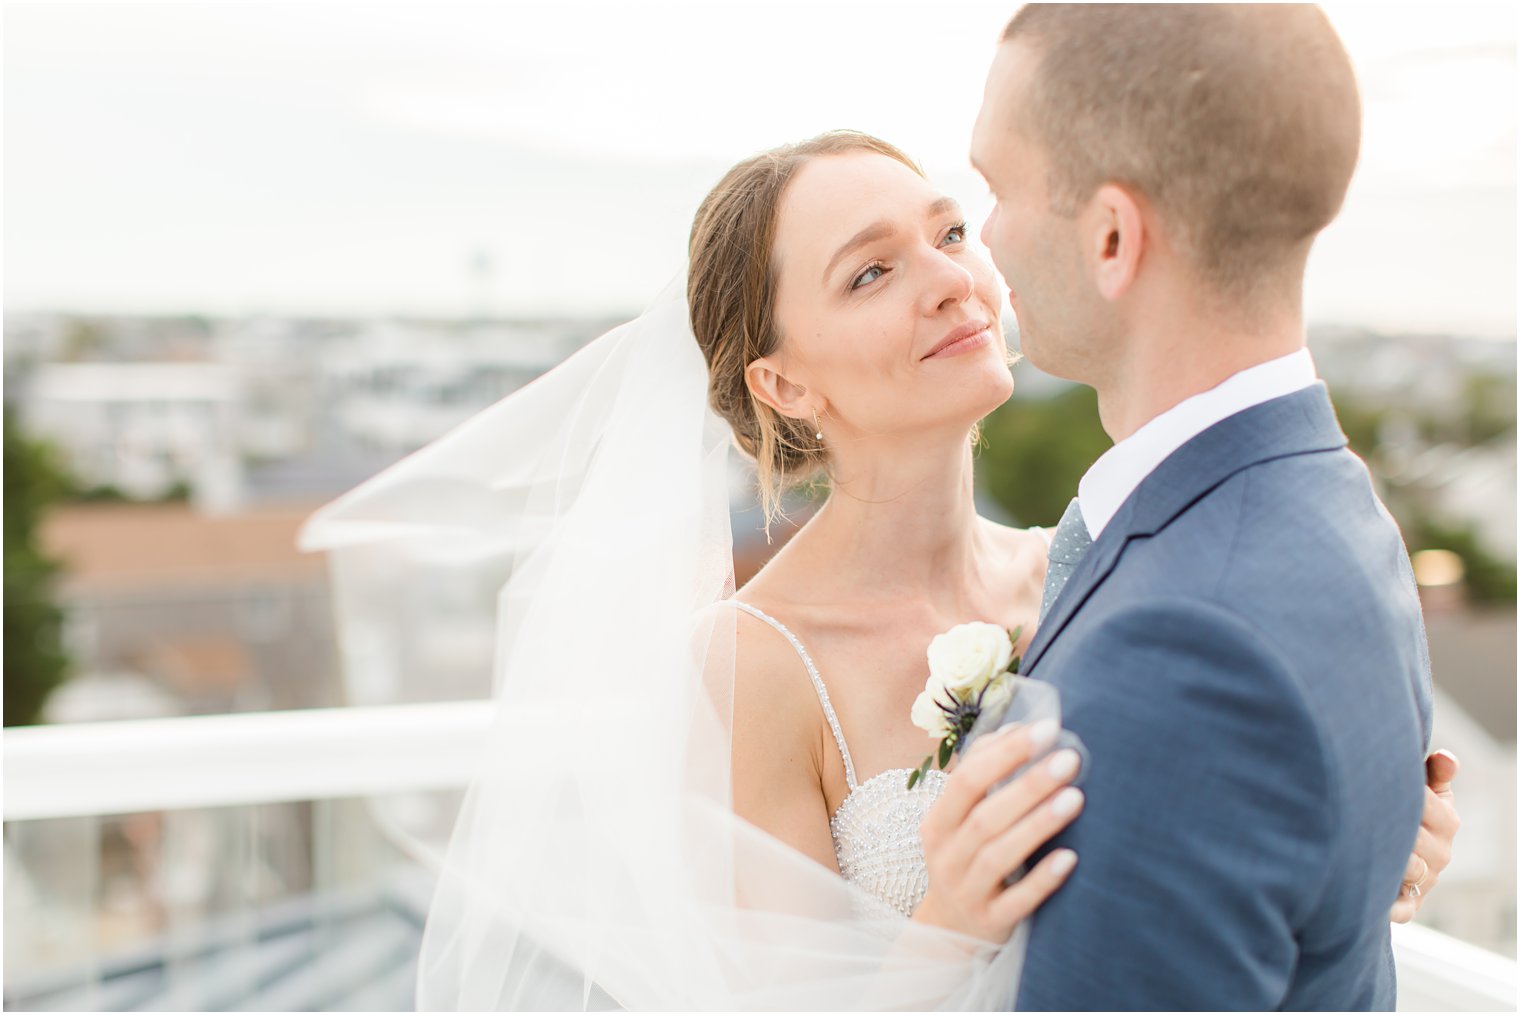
{"left": 688, "top": 130, "right": 924, "bottom": 526}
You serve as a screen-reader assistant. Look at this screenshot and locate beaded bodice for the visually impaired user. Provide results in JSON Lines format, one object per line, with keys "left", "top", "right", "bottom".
{"left": 727, "top": 600, "right": 946, "bottom": 918}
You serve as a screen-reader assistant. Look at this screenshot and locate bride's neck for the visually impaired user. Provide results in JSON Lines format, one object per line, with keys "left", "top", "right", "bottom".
{"left": 790, "top": 435, "right": 991, "bottom": 604}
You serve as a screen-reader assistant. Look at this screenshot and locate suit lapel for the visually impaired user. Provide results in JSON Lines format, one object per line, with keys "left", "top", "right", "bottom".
{"left": 1022, "top": 525, "right": 1131, "bottom": 673}
{"left": 1021, "top": 383, "right": 1348, "bottom": 674}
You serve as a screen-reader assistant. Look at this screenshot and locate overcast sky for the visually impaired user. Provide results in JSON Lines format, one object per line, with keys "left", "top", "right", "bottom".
{"left": 4, "top": 1, "right": 1516, "bottom": 337}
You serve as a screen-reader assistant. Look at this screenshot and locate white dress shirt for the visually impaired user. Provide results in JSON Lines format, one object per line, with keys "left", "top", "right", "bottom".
{"left": 1077, "top": 348, "right": 1320, "bottom": 541}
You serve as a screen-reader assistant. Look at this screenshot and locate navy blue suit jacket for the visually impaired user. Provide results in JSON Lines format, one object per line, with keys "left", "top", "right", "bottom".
{"left": 1013, "top": 384, "right": 1433, "bottom": 1011}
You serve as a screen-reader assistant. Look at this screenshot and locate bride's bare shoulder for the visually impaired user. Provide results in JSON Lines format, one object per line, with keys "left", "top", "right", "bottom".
{"left": 985, "top": 516, "right": 1049, "bottom": 544}
{"left": 720, "top": 596, "right": 825, "bottom": 731}
{"left": 720, "top": 597, "right": 833, "bottom": 850}
{"left": 979, "top": 516, "right": 1052, "bottom": 572}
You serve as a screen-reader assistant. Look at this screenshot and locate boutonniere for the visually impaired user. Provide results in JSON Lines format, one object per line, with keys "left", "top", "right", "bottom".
{"left": 906, "top": 622, "right": 1022, "bottom": 790}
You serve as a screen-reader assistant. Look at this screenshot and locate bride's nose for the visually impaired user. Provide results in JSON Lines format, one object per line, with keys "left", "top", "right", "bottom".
{"left": 922, "top": 247, "right": 975, "bottom": 315}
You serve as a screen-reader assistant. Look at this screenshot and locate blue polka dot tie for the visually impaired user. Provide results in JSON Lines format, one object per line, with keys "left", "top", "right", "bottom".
{"left": 1040, "top": 498, "right": 1093, "bottom": 622}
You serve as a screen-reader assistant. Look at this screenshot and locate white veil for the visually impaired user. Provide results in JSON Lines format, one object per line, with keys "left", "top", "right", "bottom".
{"left": 298, "top": 276, "right": 1024, "bottom": 1010}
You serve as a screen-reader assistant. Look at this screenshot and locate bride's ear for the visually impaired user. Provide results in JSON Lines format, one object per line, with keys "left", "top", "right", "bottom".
{"left": 745, "top": 356, "right": 817, "bottom": 422}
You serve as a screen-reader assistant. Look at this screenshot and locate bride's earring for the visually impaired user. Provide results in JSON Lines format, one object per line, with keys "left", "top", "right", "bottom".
{"left": 813, "top": 410, "right": 824, "bottom": 443}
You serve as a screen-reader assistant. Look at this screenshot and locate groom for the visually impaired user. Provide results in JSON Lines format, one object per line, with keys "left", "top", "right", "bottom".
{"left": 971, "top": 5, "right": 1433, "bottom": 1010}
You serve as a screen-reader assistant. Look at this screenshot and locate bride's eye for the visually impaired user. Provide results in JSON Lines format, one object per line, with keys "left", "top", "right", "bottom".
{"left": 941, "top": 222, "right": 969, "bottom": 246}
{"left": 850, "top": 263, "right": 886, "bottom": 290}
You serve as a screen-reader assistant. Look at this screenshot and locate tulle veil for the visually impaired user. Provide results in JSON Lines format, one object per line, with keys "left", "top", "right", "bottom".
{"left": 298, "top": 275, "right": 1025, "bottom": 1009}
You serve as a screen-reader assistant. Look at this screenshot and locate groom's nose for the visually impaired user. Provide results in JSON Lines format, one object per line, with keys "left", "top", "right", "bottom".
{"left": 980, "top": 206, "right": 999, "bottom": 249}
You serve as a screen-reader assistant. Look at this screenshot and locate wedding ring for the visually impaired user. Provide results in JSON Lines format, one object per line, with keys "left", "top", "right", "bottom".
{"left": 1402, "top": 855, "right": 1430, "bottom": 898}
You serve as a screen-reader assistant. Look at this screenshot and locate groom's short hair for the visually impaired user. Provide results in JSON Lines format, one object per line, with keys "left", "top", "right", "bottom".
{"left": 1002, "top": 3, "right": 1360, "bottom": 299}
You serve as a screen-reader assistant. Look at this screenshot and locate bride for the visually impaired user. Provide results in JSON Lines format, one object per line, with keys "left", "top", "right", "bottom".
{"left": 300, "top": 130, "right": 1459, "bottom": 1010}
{"left": 692, "top": 132, "right": 1082, "bottom": 939}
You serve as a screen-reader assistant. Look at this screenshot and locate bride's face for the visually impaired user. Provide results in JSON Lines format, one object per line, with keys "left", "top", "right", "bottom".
{"left": 765, "top": 153, "right": 1013, "bottom": 445}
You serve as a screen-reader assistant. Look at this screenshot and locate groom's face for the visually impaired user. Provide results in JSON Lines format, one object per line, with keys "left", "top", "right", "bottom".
{"left": 971, "top": 42, "right": 1100, "bottom": 380}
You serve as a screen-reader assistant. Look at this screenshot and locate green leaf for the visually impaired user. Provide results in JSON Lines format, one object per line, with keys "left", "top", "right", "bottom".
{"left": 938, "top": 737, "right": 953, "bottom": 769}
{"left": 907, "top": 756, "right": 933, "bottom": 790}
{"left": 1006, "top": 627, "right": 1024, "bottom": 672}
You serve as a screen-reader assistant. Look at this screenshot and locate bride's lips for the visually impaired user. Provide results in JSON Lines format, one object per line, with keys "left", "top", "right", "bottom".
{"left": 922, "top": 320, "right": 994, "bottom": 361}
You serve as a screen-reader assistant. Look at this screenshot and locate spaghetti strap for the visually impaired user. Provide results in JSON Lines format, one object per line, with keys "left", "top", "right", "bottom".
{"left": 724, "top": 600, "right": 859, "bottom": 791}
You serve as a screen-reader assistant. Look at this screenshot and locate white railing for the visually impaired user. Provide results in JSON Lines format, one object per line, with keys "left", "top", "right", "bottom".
{"left": 4, "top": 704, "right": 1516, "bottom": 1012}
{"left": 3, "top": 700, "right": 495, "bottom": 820}
{"left": 1394, "top": 921, "right": 1518, "bottom": 1011}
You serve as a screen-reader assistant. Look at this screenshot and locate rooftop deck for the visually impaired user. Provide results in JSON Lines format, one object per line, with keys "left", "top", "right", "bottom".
{"left": 5, "top": 703, "right": 1515, "bottom": 1011}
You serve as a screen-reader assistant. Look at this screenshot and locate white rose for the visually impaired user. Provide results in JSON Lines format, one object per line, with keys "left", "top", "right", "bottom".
{"left": 926, "top": 622, "right": 1015, "bottom": 698}
{"left": 976, "top": 676, "right": 1015, "bottom": 729}
{"left": 910, "top": 687, "right": 951, "bottom": 738}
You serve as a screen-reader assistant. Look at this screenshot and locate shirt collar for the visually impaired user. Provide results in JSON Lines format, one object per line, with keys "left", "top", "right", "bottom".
{"left": 1077, "top": 348, "right": 1319, "bottom": 541}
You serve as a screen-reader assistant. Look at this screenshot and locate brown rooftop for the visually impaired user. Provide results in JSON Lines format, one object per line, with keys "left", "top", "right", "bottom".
{"left": 40, "top": 502, "right": 329, "bottom": 594}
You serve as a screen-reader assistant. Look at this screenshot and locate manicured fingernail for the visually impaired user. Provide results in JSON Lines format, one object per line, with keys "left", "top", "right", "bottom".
{"left": 1026, "top": 718, "right": 1060, "bottom": 753}
{"left": 1046, "top": 749, "right": 1079, "bottom": 780}
{"left": 971, "top": 724, "right": 1013, "bottom": 753}
{"left": 1049, "top": 849, "right": 1077, "bottom": 875}
{"left": 1050, "top": 787, "right": 1084, "bottom": 818}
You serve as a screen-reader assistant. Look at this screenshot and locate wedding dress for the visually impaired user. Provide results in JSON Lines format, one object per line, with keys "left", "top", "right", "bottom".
{"left": 727, "top": 600, "right": 948, "bottom": 920}
{"left": 300, "top": 276, "right": 1027, "bottom": 1010}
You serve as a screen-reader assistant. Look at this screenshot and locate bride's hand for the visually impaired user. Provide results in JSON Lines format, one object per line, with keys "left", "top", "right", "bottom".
{"left": 1390, "top": 749, "right": 1460, "bottom": 923}
{"left": 913, "top": 719, "right": 1082, "bottom": 943}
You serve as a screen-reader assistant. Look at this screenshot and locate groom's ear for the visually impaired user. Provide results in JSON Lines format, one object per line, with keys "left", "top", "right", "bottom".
{"left": 1088, "top": 183, "right": 1145, "bottom": 302}
{"left": 746, "top": 356, "right": 815, "bottom": 423}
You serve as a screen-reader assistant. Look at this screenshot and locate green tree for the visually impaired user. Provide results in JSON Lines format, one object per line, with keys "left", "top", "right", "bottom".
{"left": 977, "top": 386, "right": 1112, "bottom": 527}
{"left": 4, "top": 407, "right": 72, "bottom": 726}
{"left": 1405, "top": 515, "right": 1517, "bottom": 605}
{"left": 978, "top": 385, "right": 1515, "bottom": 605}
{"left": 1457, "top": 372, "right": 1517, "bottom": 446}
{"left": 61, "top": 319, "right": 106, "bottom": 361}
{"left": 1329, "top": 387, "right": 1516, "bottom": 606}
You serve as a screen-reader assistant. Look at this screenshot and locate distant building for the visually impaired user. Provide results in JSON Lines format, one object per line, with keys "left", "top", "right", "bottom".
{"left": 317, "top": 319, "right": 599, "bottom": 455}
{"left": 1309, "top": 327, "right": 1516, "bottom": 409}
{"left": 17, "top": 504, "right": 388, "bottom": 998}
{"left": 39, "top": 502, "right": 338, "bottom": 716}
{"left": 1424, "top": 435, "right": 1518, "bottom": 561}
{"left": 20, "top": 363, "right": 244, "bottom": 513}
{"left": 6, "top": 311, "right": 626, "bottom": 516}
{"left": 210, "top": 316, "right": 329, "bottom": 462}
